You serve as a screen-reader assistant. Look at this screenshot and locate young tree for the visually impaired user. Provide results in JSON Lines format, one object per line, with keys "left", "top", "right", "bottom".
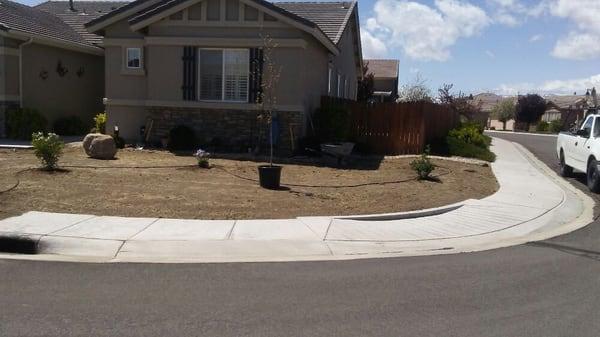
{"left": 491, "top": 99, "right": 516, "bottom": 130}
{"left": 255, "top": 34, "right": 282, "bottom": 166}
{"left": 515, "top": 94, "right": 546, "bottom": 131}
{"left": 398, "top": 74, "right": 432, "bottom": 103}
{"left": 357, "top": 62, "right": 374, "bottom": 102}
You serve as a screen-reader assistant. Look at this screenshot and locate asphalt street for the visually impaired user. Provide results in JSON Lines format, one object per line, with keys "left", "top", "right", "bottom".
{"left": 1, "top": 133, "right": 600, "bottom": 337}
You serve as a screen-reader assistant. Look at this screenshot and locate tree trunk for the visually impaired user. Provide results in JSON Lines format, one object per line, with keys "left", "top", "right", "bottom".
{"left": 502, "top": 121, "right": 506, "bottom": 131}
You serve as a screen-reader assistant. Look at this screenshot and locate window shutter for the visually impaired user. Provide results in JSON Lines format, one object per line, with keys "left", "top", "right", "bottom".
{"left": 182, "top": 46, "right": 197, "bottom": 101}
{"left": 248, "top": 48, "right": 264, "bottom": 104}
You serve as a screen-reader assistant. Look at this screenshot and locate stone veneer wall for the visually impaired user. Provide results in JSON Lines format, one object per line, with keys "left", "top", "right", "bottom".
{"left": 147, "top": 107, "right": 304, "bottom": 154}
{"left": 0, "top": 101, "right": 19, "bottom": 138}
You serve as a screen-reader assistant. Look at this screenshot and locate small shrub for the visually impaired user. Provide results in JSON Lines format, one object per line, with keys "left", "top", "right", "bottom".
{"left": 536, "top": 121, "right": 549, "bottom": 132}
{"left": 53, "top": 116, "right": 86, "bottom": 136}
{"left": 447, "top": 136, "right": 496, "bottom": 162}
{"left": 93, "top": 112, "right": 107, "bottom": 134}
{"left": 31, "top": 132, "right": 64, "bottom": 170}
{"left": 168, "top": 125, "right": 197, "bottom": 151}
{"left": 6, "top": 108, "right": 47, "bottom": 140}
{"left": 410, "top": 146, "right": 435, "bottom": 180}
{"left": 549, "top": 119, "right": 562, "bottom": 133}
{"left": 195, "top": 148, "right": 210, "bottom": 168}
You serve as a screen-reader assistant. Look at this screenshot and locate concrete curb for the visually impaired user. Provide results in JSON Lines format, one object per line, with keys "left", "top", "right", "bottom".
{"left": 0, "top": 137, "right": 594, "bottom": 263}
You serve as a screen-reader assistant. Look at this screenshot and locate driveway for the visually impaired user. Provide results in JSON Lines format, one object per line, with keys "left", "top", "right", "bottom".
{"left": 1, "top": 133, "right": 600, "bottom": 337}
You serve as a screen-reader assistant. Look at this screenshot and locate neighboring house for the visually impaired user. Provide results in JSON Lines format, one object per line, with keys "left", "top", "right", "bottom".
{"left": 544, "top": 94, "right": 588, "bottom": 130}
{"left": 85, "top": 0, "right": 363, "bottom": 152}
{"left": 471, "top": 93, "right": 516, "bottom": 131}
{"left": 364, "top": 59, "right": 398, "bottom": 102}
{"left": 0, "top": 0, "right": 108, "bottom": 137}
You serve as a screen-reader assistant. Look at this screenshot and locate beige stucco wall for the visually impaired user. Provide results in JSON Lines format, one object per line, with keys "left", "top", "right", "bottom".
{"left": 106, "top": 105, "right": 147, "bottom": 140}
{"left": 101, "top": 7, "right": 360, "bottom": 142}
{"left": 20, "top": 43, "right": 104, "bottom": 127}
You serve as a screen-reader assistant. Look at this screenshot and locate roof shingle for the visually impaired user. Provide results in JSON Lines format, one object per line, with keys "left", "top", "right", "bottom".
{"left": 0, "top": 0, "right": 90, "bottom": 47}
{"left": 36, "top": 1, "right": 129, "bottom": 45}
{"left": 275, "top": 1, "right": 355, "bottom": 44}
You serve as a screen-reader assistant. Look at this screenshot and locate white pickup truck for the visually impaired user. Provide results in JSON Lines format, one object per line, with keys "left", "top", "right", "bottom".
{"left": 556, "top": 114, "right": 600, "bottom": 192}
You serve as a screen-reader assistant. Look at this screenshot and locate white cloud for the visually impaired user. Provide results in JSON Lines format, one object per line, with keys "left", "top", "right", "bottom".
{"left": 547, "top": 0, "right": 600, "bottom": 60}
{"left": 551, "top": 33, "right": 600, "bottom": 60}
{"left": 485, "top": 50, "right": 496, "bottom": 58}
{"left": 496, "top": 73, "right": 600, "bottom": 95}
{"left": 360, "top": 30, "right": 388, "bottom": 59}
{"left": 363, "top": 0, "right": 490, "bottom": 62}
{"left": 529, "top": 34, "right": 543, "bottom": 42}
{"left": 495, "top": 11, "right": 520, "bottom": 26}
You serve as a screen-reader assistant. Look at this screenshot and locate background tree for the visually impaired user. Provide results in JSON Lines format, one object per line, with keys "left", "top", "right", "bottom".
{"left": 491, "top": 99, "right": 516, "bottom": 130}
{"left": 438, "top": 83, "right": 483, "bottom": 123}
{"left": 356, "top": 62, "right": 374, "bottom": 102}
{"left": 398, "top": 74, "right": 432, "bottom": 103}
{"left": 515, "top": 94, "right": 546, "bottom": 131}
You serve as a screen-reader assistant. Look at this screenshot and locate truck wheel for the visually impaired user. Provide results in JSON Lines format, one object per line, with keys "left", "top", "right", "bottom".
{"left": 587, "top": 159, "right": 600, "bottom": 193}
{"left": 559, "top": 150, "right": 572, "bottom": 177}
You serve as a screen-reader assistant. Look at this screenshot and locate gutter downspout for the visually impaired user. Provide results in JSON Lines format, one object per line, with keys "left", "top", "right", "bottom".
{"left": 19, "top": 37, "right": 34, "bottom": 108}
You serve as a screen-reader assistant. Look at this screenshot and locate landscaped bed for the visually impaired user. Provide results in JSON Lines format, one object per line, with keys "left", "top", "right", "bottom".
{"left": 0, "top": 146, "right": 498, "bottom": 220}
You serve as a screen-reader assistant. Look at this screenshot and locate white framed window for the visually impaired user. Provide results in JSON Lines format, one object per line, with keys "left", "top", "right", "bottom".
{"left": 328, "top": 68, "right": 332, "bottom": 95}
{"left": 126, "top": 47, "right": 142, "bottom": 69}
{"left": 198, "top": 48, "right": 249, "bottom": 102}
{"left": 337, "top": 73, "right": 342, "bottom": 97}
{"left": 344, "top": 78, "right": 348, "bottom": 98}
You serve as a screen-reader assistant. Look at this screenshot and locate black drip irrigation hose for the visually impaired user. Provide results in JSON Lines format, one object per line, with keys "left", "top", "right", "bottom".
{"left": 213, "top": 165, "right": 453, "bottom": 189}
{"left": 0, "top": 163, "right": 453, "bottom": 194}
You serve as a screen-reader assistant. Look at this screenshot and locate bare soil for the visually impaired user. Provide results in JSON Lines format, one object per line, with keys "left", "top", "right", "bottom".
{"left": 0, "top": 146, "right": 498, "bottom": 220}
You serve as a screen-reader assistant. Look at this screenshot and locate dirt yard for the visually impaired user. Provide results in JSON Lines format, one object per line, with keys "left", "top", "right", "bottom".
{"left": 0, "top": 146, "right": 498, "bottom": 220}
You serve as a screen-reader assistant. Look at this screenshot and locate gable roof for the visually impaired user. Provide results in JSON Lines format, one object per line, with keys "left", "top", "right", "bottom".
{"left": 86, "top": 0, "right": 357, "bottom": 54}
{"left": 36, "top": 1, "right": 129, "bottom": 45}
{"left": 365, "top": 59, "right": 399, "bottom": 79}
{"left": 0, "top": 0, "right": 90, "bottom": 47}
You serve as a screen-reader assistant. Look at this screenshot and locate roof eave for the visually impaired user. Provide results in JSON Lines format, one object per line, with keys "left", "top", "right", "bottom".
{"left": 0, "top": 29, "right": 104, "bottom": 56}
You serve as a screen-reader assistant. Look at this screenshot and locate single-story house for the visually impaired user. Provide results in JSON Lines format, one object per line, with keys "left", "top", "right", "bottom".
{"left": 85, "top": 0, "right": 363, "bottom": 152}
{"left": 364, "top": 59, "right": 398, "bottom": 102}
{"left": 0, "top": 0, "right": 108, "bottom": 137}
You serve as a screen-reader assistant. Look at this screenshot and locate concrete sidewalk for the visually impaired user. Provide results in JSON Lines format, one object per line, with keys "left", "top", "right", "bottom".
{"left": 0, "top": 138, "right": 594, "bottom": 263}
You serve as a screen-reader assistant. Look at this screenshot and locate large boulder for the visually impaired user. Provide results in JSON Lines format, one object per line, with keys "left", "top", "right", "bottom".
{"left": 82, "top": 133, "right": 117, "bottom": 160}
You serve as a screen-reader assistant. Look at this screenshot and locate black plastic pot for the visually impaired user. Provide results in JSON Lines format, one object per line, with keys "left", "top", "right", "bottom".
{"left": 258, "top": 165, "right": 282, "bottom": 189}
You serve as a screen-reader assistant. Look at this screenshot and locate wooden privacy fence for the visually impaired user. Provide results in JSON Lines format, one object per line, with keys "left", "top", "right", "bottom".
{"left": 321, "top": 97, "right": 460, "bottom": 155}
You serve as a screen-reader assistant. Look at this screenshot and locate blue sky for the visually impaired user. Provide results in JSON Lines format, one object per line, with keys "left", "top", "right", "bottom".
{"left": 19, "top": 0, "right": 600, "bottom": 95}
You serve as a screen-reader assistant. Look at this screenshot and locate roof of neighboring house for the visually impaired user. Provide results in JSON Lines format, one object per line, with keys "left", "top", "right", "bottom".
{"left": 0, "top": 0, "right": 92, "bottom": 47}
{"left": 471, "top": 93, "right": 516, "bottom": 112}
{"left": 364, "top": 59, "right": 399, "bottom": 79}
{"left": 544, "top": 95, "right": 588, "bottom": 109}
{"left": 36, "top": 1, "right": 129, "bottom": 45}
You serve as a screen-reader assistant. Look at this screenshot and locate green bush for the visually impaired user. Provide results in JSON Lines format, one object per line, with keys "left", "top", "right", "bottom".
{"left": 410, "top": 146, "right": 435, "bottom": 180}
{"left": 447, "top": 123, "right": 490, "bottom": 148}
{"left": 536, "top": 121, "right": 549, "bottom": 132}
{"left": 31, "top": 132, "right": 64, "bottom": 170}
{"left": 168, "top": 125, "right": 197, "bottom": 151}
{"left": 53, "top": 116, "right": 87, "bottom": 136}
{"left": 549, "top": 119, "right": 562, "bottom": 133}
{"left": 446, "top": 123, "right": 495, "bottom": 162}
{"left": 6, "top": 108, "right": 47, "bottom": 140}
{"left": 93, "top": 112, "right": 107, "bottom": 134}
{"left": 447, "top": 136, "right": 496, "bottom": 162}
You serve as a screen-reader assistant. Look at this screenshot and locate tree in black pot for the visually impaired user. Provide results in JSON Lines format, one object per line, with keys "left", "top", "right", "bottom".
{"left": 255, "top": 34, "right": 283, "bottom": 189}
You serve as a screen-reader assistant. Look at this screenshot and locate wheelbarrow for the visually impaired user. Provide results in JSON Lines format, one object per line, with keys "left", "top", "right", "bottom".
{"left": 320, "top": 142, "right": 355, "bottom": 166}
